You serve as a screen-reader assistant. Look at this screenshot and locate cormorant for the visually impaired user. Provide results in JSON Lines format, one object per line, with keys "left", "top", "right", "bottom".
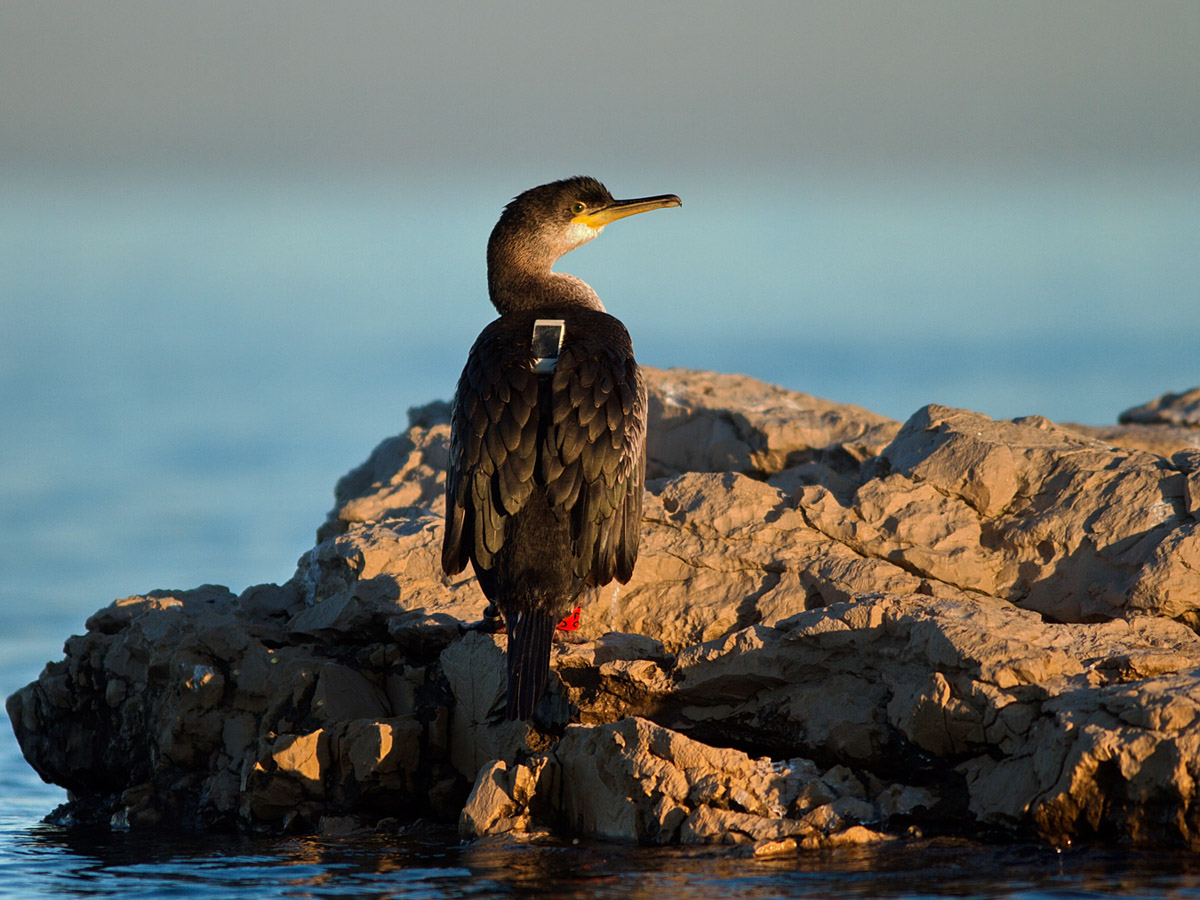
{"left": 441, "top": 176, "right": 681, "bottom": 720}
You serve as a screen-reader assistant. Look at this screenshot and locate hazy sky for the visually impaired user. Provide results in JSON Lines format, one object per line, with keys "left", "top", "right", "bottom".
{"left": 3, "top": 1, "right": 1199, "bottom": 613}
{"left": 3, "top": 1, "right": 1197, "bottom": 176}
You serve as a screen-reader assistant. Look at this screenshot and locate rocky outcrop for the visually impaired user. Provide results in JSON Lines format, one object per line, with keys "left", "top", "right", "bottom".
{"left": 1058, "top": 386, "right": 1200, "bottom": 460}
{"left": 9, "top": 369, "right": 1200, "bottom": 851}
{"left": 1120, "top": 388, "right": 1200, "bottom": 428}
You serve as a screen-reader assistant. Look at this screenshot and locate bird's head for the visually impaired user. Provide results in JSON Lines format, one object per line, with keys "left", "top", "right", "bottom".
{"left": 488, "top": 177, "right": 681, "bottom": 294}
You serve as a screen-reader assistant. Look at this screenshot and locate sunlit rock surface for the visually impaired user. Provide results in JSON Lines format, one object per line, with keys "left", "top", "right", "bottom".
{"left": 1119, "top": 387, "right": 1200, "bottom": 428}
{"left": 9, "top": 370, "right": 1200, "bottom": 850}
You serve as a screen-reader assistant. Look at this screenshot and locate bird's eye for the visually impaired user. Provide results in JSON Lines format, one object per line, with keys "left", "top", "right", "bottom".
{"left": 571, "top": 201, "right": 586, "bottom": 214}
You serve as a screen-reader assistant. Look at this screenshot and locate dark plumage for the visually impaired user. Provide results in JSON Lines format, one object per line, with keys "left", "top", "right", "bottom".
{"left": 442, "top": 176, "right": 681, "bottom": 720}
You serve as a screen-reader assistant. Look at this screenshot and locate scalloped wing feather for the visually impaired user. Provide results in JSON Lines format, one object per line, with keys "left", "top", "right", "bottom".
{"left": 442, "top": 312, "right": 647, "bottom": 589}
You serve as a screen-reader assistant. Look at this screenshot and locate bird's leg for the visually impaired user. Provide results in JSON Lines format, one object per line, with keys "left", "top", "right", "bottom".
{"left": 465, "top": 603, "right": 506, "bottom": 634}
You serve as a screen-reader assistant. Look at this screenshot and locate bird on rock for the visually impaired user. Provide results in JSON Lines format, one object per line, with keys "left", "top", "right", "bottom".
{"left": 441, "top": 176, "right": 681, "bottom": 720}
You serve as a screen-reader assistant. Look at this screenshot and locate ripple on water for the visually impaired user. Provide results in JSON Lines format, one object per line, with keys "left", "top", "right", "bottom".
{"left": 8, "top": 802, "right": 1200, "bottom": 899}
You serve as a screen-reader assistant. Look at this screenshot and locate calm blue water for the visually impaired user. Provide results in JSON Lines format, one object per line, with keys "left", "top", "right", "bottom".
{"left": 2, "top": 168, "right": 1199, "bottom": 896}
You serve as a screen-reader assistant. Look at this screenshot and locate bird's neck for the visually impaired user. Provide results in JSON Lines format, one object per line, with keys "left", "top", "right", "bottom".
{"left": 487, "top": 249, "right": 605, "bottom": 315}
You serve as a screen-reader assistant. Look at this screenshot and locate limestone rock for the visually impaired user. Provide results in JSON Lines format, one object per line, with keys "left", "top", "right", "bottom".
{"left": 866, "top": 405, "right": 1199, "bottom": 624}
{"left": 316, "top": 367, "right": 899, "bottom": 540}
{"left": 643, "top": 368, "right": 899, "bottom": 478}
{"left": 457, "top": 717, "right": 891, "bottom": 847}
{"left": 1060, "top": 388, "right": 1200, "bottom": 458}
{"left": 316, "top": 413, "right": 451, "bottom": 542}
{"left": 1062, "top": 423, "right": 1200, "bottom": 459}
{"left": 1120, "top": 387, "right": 1200, "bottom": 428}
{"left": 10, "top": 370, "right": 1200, "bottom": 850}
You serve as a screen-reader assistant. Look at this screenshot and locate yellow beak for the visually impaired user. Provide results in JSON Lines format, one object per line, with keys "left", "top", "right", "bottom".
{"left": 572, "top": 193, "right": 682, "bottom": 228}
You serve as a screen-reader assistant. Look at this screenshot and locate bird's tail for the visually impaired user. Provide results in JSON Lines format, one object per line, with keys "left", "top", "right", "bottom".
{"left": 505, "top": 607, "right": 557, "bottom": 720}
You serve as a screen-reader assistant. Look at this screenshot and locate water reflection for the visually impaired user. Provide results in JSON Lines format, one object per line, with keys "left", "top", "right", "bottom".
{"left": 7, "top": 720, "right": 1200, "bottom": 900}
{"left": 9, "top": 824, "right": 467, "bottom": 899}
{"left": 9, "top": 821, "right": 1200, "bottom": 899}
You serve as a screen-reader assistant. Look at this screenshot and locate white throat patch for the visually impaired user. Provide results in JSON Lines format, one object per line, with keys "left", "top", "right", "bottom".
{"left": 564, "top": 221, "right": 603, "bottom": 247}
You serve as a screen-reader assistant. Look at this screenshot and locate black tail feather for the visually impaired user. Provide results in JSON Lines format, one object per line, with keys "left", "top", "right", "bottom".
{"left": 505, "top": 607, "right": 557, "bottom": 720}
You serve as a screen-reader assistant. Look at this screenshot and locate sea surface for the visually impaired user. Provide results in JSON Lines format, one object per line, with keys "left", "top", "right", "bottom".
{"left": 2, "top": 168, "right": 1199, "bottom": 896}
